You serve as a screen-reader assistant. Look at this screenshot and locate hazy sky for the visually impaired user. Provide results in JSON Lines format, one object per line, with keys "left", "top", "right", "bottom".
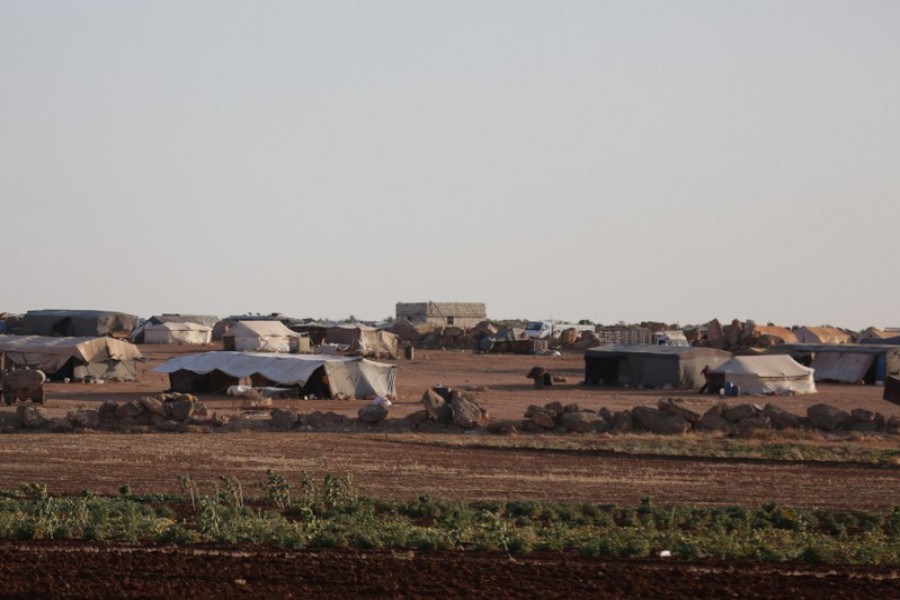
{"left": 2, "top": 1, "right": 898, "bottom": 329}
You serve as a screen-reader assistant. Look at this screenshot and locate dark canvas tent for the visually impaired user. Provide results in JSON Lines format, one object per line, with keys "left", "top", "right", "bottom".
{"left": 155, "top": 351, "right": 396, "bottom": 398}
{"left": 584, "top": 345, "right": 731, "bottom": 389}
{"left": 148, "top": 314, "right": 219, "bottom": 329}
{"left": 0, "top": 334, "right": 143, "bottom": 380}
{"left": 22, "top": 310, "right": 139, "bottom": 337}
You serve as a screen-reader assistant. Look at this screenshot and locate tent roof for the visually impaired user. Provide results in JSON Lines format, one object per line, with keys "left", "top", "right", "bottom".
{"left": 25, "top": 309, "right": 138, "bottom": 320}
{"left": 144, "top": 322, "right": 212, "bottom": 333}
{"left": 585, "top": 345, "right": 731, "bottom": 359}
{"left": 711, "top": 355, "right": 813, "bottom": 378}
{"left": 0, "top": 334, "right": 142, "bottom": 361}
{"left": 153, "top": 351, "right": 396, "bottom": 396}
{"left": 771, "top": 343, "right": 900, "bottom": 356}
{"left": 227, "top": 321, "right": 301, "bottom": 338}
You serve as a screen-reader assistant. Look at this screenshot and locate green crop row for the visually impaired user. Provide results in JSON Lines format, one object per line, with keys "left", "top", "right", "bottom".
{"left": 1, "top": 474, "right": 900, "bottom": 566}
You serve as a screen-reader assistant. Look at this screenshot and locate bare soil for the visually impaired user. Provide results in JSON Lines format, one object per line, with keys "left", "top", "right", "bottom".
{"left": 2, "top": 345, "right": 900, "bottom": 597}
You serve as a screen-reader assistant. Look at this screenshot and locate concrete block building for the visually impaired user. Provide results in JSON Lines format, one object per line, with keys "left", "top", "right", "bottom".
{"left": 395, "top": 302, "right": 487, "bottom": 328}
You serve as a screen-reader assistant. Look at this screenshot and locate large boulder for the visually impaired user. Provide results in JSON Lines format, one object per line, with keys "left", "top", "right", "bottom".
{"left": 450, "top": 395, "right": 488, "bottom": 429}
{"left": 762, "top": 405, "right": 802, "bottom": 430}
{"left": 17, "top": 405, "right": 49, "bottom": 429}
{"left": 806, "top": 404, "right": 851, "bottom": 432}
{"left": 561, "top": 411, "right": 610, "bottom": 433}
{"left": 116, "top": 399, "right": 145, "bottom": 419}
{"left": 612, "top": 410, "right": 633, "bottom": 433}
{"left": 731, "top": 416, "right": 771, "bottom": 436}
{"left": 270, "top": 409, "right": 300, "bottom": 430}
{"left": 632, "top": 406, "right": 690, "bottom": 435}
{"left": 657, "top": 398, "right": 702, "bottom": 423}
{"left": 49, "top": 417, "right": 74, "bottom": 433}
{"left": 0, "top": 410, "right": 24, "bottom": 432}
{"left": 139, "top": 396, "right": 166, "bottom": 416}
{"left": 166, "top": 397, "right": 196, "bottom": 422}
{"left": 358, "top": 404, "right": 389, "bottom": 423}
{"left": 528, "top": 410, "right": 557, "bottom": 430}
{"left": 694, "top": 412, "right": 732, "bottom": 433}
{"left": 68, "top": 409, "right": 100, "bottom": 429}
{"left": 722, "top": 403, "right": 762, "bottom": 423}
{"left": 421, "top": 389, "right": 453, "bottom": 424}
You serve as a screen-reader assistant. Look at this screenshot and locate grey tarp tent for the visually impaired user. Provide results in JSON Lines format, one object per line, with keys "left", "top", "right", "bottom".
{"left": 0, "top": 334, "right": 143, "bottom": 380}
{"left": 768, "top": 343, "right": 900, "bottom": 384}
{"left": 154, "top": 351, "right": 396, "bottom": 398}
{"left": 584, "top": 345, "right": 731, "bottom": 389}
{"left": 22, "top": 309, "right": 140, "bottom": 337}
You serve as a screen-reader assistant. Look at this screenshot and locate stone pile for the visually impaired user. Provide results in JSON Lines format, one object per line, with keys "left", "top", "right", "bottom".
{"left": 0, "top": 393, "right": 223, "bottom": 434}
{"left": 519, "top": 397, "right": 900, "bottom": 437}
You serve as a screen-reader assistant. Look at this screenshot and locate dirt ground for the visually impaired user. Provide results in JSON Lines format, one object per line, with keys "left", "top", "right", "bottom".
{"left": 2, "top": 344, "right": 900, "bottom": 597}
{"left": 2, "top": 541, "right": 898, "bottom": 599}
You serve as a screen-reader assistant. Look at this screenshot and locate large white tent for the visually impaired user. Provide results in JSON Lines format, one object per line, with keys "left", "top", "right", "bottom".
{"left": 223, "top": 321, "right": 302, "bottom": 353}
{"left": 133, "top": 322, "right": 213, "bottom": 345}
{"left": 154, "top": 351, "right": 396, "bottom": 398}
{"left": 709, "top": 355, "right": 816, "bottom": 395}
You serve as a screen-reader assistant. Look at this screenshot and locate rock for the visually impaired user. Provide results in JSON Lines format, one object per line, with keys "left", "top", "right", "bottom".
{"left": 849, "top": 419, "right": 882, "bottom": 433}
{"left": 486, "top": 420, "right": 520, "bottom": 435}
{"left": 270, "top": 409, "right": 300, "bottom": 430}
{"left": 421, "top": 389, "right": 453, "bottom": 424}
{"left": 0, "top": 410, "right": 24, "bottom": 431}
{"left": 885, "top": 415, "right": 900, "bottom": 435}
{"left": 543, "top": 401, "right": 564, "bottom": 414}
{"left": 600, "top": 407, "right": 615, "bottom": 424}
{"left": 98, "top": 400, "right": 119, "bottom": 422}
{"left": 612, "top": 410, "right": 633, "bottom": 433}
{"left": 722, "top": 403, "right": 762, "bottom": 423}
{"left": 561, "top": 411, "right": 611, "bottom": 433}
{"left": 657, "top": 398, "right": 702, "bottom": 422}
{"left": 116, "top": 400, "right": 145, "bottom": 419}
{"left": 156, "top": 420, "right": 187, "bottom": 432}
{"left": 358, "top": 404, "right": 389, "bottom": 423}
{"left": 451, "top": 395, "right": 488, "bottom": 429}
{"left": 403, "top": 410, "right": 430, "bottom": 425}
{"left": 18, "top": 405, "right": 49, "bottom": 429}
{"left": 849, "top": 408, "right": 876, "bottom": 423}
{"left": 167, "top": 398, "right": 196, "bottom": 421}
{"left": 806, "top": 404, "right": 851, "bottom": 432}
{"left": 632, "top": 406, "right": 690, "bottom": 435}
{"left": 68, "top": 409, "right": 100, "bottom": 429}
{"left": 563, "top": 403, "right": 581, "bottom": 413}
{"left": 139, "top": 396, "right": 166, "bottom": 416}
{"left": 694, "top": 413, "right": 732, "bottom": 433}
{"left": 49, "top": 417, "right": 74, "bottom": 433}
{"left": 529, "top": 410, "right": 557, "bottom": 430}
{"left": 193, "top": 402, "right": 209, "bottom": 418}
{"left": 762, "top": 405, "right": 802, "bottom": 430}
{"left": 731, "top": 416, "right": 771, "bottom": 436}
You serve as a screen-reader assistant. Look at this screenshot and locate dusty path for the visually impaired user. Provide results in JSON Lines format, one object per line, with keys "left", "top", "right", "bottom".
{"left": 1, "top": 433, "right": 899, "bottom": 510}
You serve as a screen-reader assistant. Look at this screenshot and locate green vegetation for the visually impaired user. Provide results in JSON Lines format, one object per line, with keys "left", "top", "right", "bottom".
{"left": 2, "top": 474, "right": 900, "bottom": 565}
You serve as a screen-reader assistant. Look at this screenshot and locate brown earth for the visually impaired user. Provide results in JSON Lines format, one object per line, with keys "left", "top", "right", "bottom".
{"left": 2, "top": 542, "right": 898, "bottom": 600}
{"left": 2, "top": 345, "right": 900, "bottom": 597}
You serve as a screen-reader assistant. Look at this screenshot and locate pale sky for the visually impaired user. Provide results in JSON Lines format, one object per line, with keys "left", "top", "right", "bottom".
{"left": 1, "top": 1, "right": 898, "bottom": 329}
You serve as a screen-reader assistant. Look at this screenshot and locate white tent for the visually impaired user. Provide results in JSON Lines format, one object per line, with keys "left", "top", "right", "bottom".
{"left": 223, "top": 321, "right": 302, "bottom": 353}
{"left": 709, "top": 355, "right": 816, "bottom": 395}
{"left": 134, "top": 322, "right": 212, "bottom": 345}
{"left": 154, "top": 351, "right": 396, "bottom": 398}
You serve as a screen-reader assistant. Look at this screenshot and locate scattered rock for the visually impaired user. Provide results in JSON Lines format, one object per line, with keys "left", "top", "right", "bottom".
{"left": 48, "top": 417, "right": 74, "bottom": 433}
{"left": 612, "top": 410, "right": 633, "bottom": 433}
{"left": 18, "top": 405, "right": 49, "bottom": 429}
{"left": 166, "top": 398, "right": 196, "bottom": 422}
{"left": 806, "top": 404, "right": 851, "bottom": 432}
{"left": 529, "top": 410, "right": 557, "bottom": 430}
{"left": 421, "top": 389, "right": 453, "bottom": 424}
{"left": 270, "top": 409, "right": 300, "bottom": 430}
{"left": 632, "top": 406, "right": 690, "bottom": 435}
{"left": 694, "top": 413, "right": 732, "bottom": 434}
{"left": 358, "top": 404, "right": 389, "bottom": 423}
{"left": 722, "top": 403, "right": 762, "bottom": 423}
{"left": 69, "top": 409, "right": 100, "bottom": 429}
{"left": 657, "top": 398, "right": 702, "bottom": 423}
{"left": 116, "top": 400, "right": 145, "bottom": 419}
{"left": 139, "top": 396, "right": 166, "bottom": 416}
{"left": 451, "top": 395, "right": 488, "bottom": 429}
{"left": 561, "top": 411, "right": 610, "bottom": 433}
{"left": 762, "top": 405, "right": 802, "bottom": 430}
